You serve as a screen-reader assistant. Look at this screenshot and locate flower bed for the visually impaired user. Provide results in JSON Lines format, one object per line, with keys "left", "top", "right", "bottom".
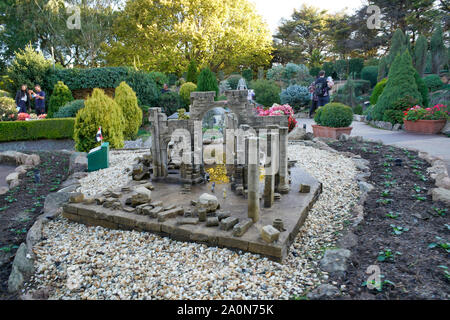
{"left": 0, "top": 118, "right": 75, "bottom": 142}
{"left": 255, "top": 104, "right": 297, "bottom": 132}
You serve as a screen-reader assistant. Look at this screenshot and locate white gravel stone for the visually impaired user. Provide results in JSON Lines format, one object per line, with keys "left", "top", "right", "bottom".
{"left": 26, "top": 145, "right": 360, "bottom": 300}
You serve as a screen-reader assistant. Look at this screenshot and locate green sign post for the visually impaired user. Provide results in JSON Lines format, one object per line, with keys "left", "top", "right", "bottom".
{"left": 87, "top": 142, "right": 109, "bottom": 172}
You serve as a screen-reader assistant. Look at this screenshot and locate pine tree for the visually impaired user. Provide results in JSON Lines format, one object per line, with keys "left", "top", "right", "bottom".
{"left": 387, "top": 29, "right": 408, "bottom": 69}
{"left": 186, "top": 60, "right": 199, "bottom": 84}
{"left": 373, "top": 50, "right": 422, "bottom": 121}
{"left": 414, "top": 35, "right": 428, "bottom": 77}
{"left": 48, "top": 81, "right": 74, "bottom": 118}
{"left": 197, "top": 68, "right": 219, "bottom": 98}
{"left": 114, "top": 81, "right": 142, "bottom": 140}
{"left": 414, "top": 71, "right": 429, "bottom": 108}
{"left": 377, "top": 57, "right": 387, "bottom": 82}
{"left": 431, "top": 24, "right": 446, "bottom": 74}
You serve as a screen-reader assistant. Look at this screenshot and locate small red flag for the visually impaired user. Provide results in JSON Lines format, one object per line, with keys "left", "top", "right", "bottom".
{"left": 96, "top": 126, "right": 103, "bottom": 142}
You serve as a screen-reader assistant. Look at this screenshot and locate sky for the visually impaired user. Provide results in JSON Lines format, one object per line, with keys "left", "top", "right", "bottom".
{"left": 251, "top": 0, "right": 365, "bottom": 34}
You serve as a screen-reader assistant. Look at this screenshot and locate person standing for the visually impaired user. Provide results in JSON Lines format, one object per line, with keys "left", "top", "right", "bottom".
{"left": 15, "top": 84, "right": 31, "bottom": 113}
{"left": 161, "top": 83, "right": 169, "bottom": 94}
{"left": 30, "top": 84, "right": 46, "bottom": 115}
{"left": 308, "top": 81, "right": 319, "bottom": 118}
{"left": 314, "top": 71, "right": 333, "bottom": 107}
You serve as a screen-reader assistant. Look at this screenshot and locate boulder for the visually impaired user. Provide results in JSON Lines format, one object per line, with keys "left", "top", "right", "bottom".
{"left": 69, "top": 152, "right": 87, "bottom": 173}
{"left": 431, "top": 188, "right": 450, "bottom": 206}
{"left": 6, "top": 172, "right": 19, "bottom": 186}
{"left": 307, "top": 284, "right": 340, "bottom": 300}
{"left": 358, "top": 181, "right": 374, "bottom": 193}
{"left": 198, "top": 193, "right": 219, "bottom": 212}
{"left": 44, "top": 192, "right": 71, "bottom": 214}
{"left": 288, "top": 127, "right": 308, "bottom": 141}
{"left": 8, "top": 243, "right": 34, "bottom": 293}
{"left": 131, "top": 187, "right": 152, "bottom": 206}
{"left": 320, "top": 249, "right": 351, "bottom": 275}
{"left": 0, "top": 186, "right": 9, "bottom": 196}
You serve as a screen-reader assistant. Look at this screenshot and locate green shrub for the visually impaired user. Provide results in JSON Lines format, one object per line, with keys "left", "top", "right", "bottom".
{"left": 115, "top": 82, "right": 143, "bottom": 140}
{"left": 0, "top": 118, "right": 75, "bottom": 141}
{"left": 74, "top": 88, "right": 124, "bottom": 152}
{"left": 382, "top": 95, "right": 418, "bottom": 125}
{"left": 414, "top": 72, "right": 429, "bottom": 107}
{"left": 267, "top": 63, "right": 310, "bottom": 87}
{"left": 53, "top": 100, "right": 85, "bottom": 118}
{"left": 186, "top": 60, "right": 199, "bottom": 84}
{"left": 363, "top": 105, "right": 375, "bottom": 121}
{"left": 158, "top": 91, "right": 182, "bottom": 115}
{"left": 309, "top": 66, "right": 321, "bottom": 77}
{"left": 370, "top": 78, "right": 388, "bottom": 105}
{"left": 250, "top": 79, "right": 281, "bottom": 107}
{"left": 430, "top": 89, "right": 450, "bottom": 106}
{"left": 361, "top": 66, "right": 379, "bottom": 87}
{"left": 197, "top": 68, "right": 219, "bottom": 97}
{"left": 48, "top": 81, "right": 74, "bottom": 118}
{"left": 0, "top": 90, "right": 11, "bottom": 97}
{"left": 349, "top": 58, "right": 364, "bottom": 78}
{"left": 179, "top": 82, "right": 197, "bottom": 108}
{"left": 0, "top": 96, "right": 18, "bottom": 121}
{"left": 242, "top": 69, "right": 253, "bottom": 84}
{"left": 124, "top": 71, "right": 160, "bottom": 107}
{"left": 177, "top": 108, "right": 190, "bottom": 120}
{"left": 373, "top": 50, "right": 422, "bottom": 121}
{"left": 279, "top": 85, "right": 310, "bottom": 109}
{"left": 423, "top": 74, "right": 444, "bottom": 92}
{"left": 353, "top": 105, "right": 363, "bottom": 115}
{"left": 148, "top": 71, "right": 169, "bottom": 90}
{"left": 314, "top": 102, "right": 353, "bottom": 128}
{"left": 226, "top": 74, "right": 242, "bottom": 90}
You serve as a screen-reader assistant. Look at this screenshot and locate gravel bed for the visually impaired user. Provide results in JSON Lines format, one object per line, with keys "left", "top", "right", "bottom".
{"left": 25, "top": 145, "right": 360, "bottom": 299}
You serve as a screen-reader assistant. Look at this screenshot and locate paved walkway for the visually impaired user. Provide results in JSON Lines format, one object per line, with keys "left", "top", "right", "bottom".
{"left": 296, "top": 118, "right": 450, "bottom": 172}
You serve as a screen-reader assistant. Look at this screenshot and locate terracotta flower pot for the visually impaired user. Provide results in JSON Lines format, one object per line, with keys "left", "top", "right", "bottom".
{"left": 403, "top": 119, "right": 446, "bottom": 134}
{"left": 312, "top": 124, "right": 353, "bottom": 139}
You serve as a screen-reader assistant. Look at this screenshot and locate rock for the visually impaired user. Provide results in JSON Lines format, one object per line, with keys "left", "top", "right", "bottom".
{"left": 352, "top": 158, "right": 370, "bottom": 172}
{"left": 436, "top": 176, "right": 450, "bottom": 190}
{"left": 0, "top": 186, "right": 9, "bottom": 195}
{"left": 150, "top": 201, "right": 163, "bottom": 207}
{"left": 320, "top": 249, "right": 351, "bottom": 275}
{"left": 217, "top": 211, "right": 231, "bottom": 221}
{"left": 24, "top": 154, "right": 40, "bottom": 166}
{"left": 198, "top": 193, "right": 219, "bottom": 212}
{"left": 206, "top": 217, "right": 219, "bottom": 227}
{"left": 392, "top": 123, "right": 402, "bottom": 131}
{"left": 358, "top": 181, "right": 374, "bottom": 193}
{"left": 337, "top": 231, "right": 358, "bottom": 249}
{"left": 149, "top": 206, "right": 164, "bottom": 218}
{"left": 6, "top": 172, "right": 19, "bottom": 186}
{"left": 232, "top": 219, "right": 252, "bottom": 237}
{"left": 261, "top": 225, "right": 280, "bottom": 243}
{"left": 288, "top": 127, "right": 308, "bottom": 141}
{"left": 69, "top": 152, "right": 87, "bottom": 173}
{"left": 431, "top": 188, "right": 450, "bottom": 206}
{"left": 177, "top": 217, "right": 198, "bottom": 225}
{"left": 44, "top": 192, "right": 71, "bottom": 214}
{"left": 131, "top": 187, "right": 152, "bottom": 206}
{"left": 158, "top": 207, "right": 184, "bottom": 222}
{"left": 8, "top": 243, "right": 34, "bottom": 293}
{"left": 307, "top": 284, "right": 340, "bottom": 300}
{"left": 220, "top": 217, "right": 239, "bottom": 231}
{"left": 69, "top": 192, "right": 84, "bottom": 203}
{"left": 299, "top": 184, "right": 311, "bottom": 193}
{"left": 339, "top": 134, "right": 350, "bottom": 142}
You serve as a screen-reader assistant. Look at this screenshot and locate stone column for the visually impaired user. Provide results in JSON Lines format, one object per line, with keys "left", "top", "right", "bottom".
{"left": 247, "top": 136, "right": 260, "bottom": 222}
{"left": 264, "top": 127, "right": 278, "bottom": 208}
{"left": 149, "top": 108, "right": 162, "bottom": 178}
{"left": 277, "top": 126, "right": 290, "bottom": 194}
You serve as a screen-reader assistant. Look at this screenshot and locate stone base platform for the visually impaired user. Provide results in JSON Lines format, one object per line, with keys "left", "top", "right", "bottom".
{"left": 62, "top": 166, "right": 321, "bottom": 261}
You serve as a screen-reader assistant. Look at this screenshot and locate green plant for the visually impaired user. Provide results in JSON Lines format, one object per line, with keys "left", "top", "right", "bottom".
{"left": 179, "top": 82, "right": 197, "bottom": 108}
{"left": 428, "top": 237, "right": 450, "bottom": 253}
{"left": 241, "top": 68, "right": 253, "bottom": 84}
{"left": 373, "top": 50, "right": 422, "bottom": 121}
{"left": 74, "top": 88, "right": 124, "bottom": 152}
{"left": 0, "top": 96, "right": 18, "bottom": 121}
{"left": 48, "top": 81, "right": 74, "bottom": 118}
{"left": 197, "top": 68, "right": 219, "bottom": 97}
{"left": 414, "top": 72, "right": 429, "bottom": 107}
{"left": 423, "top": 74, "right": 444, "bottom": 92}
{"left": 148, "top": 72, "right": 169, "bottom": 90}
{"left": 361, "top": 66, "right": 378, "bottom": 87}
{"left": 362, "top": 275, "right": 395, "bottom": 292}
{"left": 404, "top": 104, "right": 448, "bottom": 121}
{"left": 390, "top": 224, "right": 409, "bottom": 235}
{"left": 314, "top": 102, "right": 353, "bottom": 128}
{"left": 386, "top": 212, "right": 400, "bottom": 219}
{"left": 177, "top": 108, "right": 190, "bottom": 120}
{"left": 437, "top": 266, "right": 450, "bottom": 281}
{"left": 414, "top": 35, "right": 428, "bottom": 77}
{"left": 250, "top": 79, "right": 281, "bottom": 107}
{"left": 430, "top": 24, "right": 446, "bottom": 74}
{"left": 279, "top": 85, "right": 310, "bottom": 109}
{"left": 115, "top": 81, "right": 143, "bottom": 140}
{"left": 377, "top": 249, "right": 401, "bottom": 262}
{"left": 186, "top": 60, "right": 199, "bottom": 84}
{"left": 382, "top": 95, "right": 419, "bottom": 125}
{"left": 0, "top": 118, "right": 75, "bottom": 141}
{"left": 370, "top": 78, "right": 388, "bottom": 105}
{"left": 53, "top": 99, "right": 84, "bottom": 118}
{"left": 431, "top": 206, "right": 447, "bottom": 217}
{"left": 158, "top": 91, "right": 182, "bottom": 116}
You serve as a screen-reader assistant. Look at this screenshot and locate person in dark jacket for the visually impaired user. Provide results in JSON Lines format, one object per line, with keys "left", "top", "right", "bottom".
{"left": 30, "top": 84, "right": 46, "bottom": 115}
{"left": 15, "top": 84, "right": 31, "bottom": 113}
{"left": 314, "top": 71, "right": 332, "bottom": 107}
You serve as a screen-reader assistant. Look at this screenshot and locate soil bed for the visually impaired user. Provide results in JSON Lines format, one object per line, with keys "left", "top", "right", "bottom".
{"left": 328, "top": 140, "right": 449, "bottom": 300}
{"left": 0, "top": 151, "right": 70, "bottom": 300}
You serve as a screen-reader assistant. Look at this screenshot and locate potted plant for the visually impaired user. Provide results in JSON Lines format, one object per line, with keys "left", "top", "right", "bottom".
{"left": 312, "top": 103, "right": 353, "bottom": 139}
{"left": 403, "top": 104, "right": 448, "bottom": 134}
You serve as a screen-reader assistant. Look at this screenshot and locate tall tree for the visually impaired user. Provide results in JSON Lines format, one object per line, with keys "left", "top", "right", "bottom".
{"left": 430, "top": 24, "right": 447, "bottom": 74}
{"left": 414, "top": 35, "right": 428, "bottom": 77}
{"left": 104, "top": 0, "right": 273, "bottom": 74}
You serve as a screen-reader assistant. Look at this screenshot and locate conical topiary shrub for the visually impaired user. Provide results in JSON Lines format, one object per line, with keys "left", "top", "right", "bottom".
{"left": 197, "top": 67, "right": 219, "bottom": 98}
{"left": 373, "top": 50, "right": 422, "bottom": 121}
{"left": 48, "top": 81, "right": 73, "bottom": 117}
{"left": 114, "top": 81, "right": 142, "bottom": 140}
{"left": 74, "top": 88, "right": 124, "bottom": 152}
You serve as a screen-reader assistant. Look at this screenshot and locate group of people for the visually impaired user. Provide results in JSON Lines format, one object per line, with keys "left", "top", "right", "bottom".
{"left": 15, "top": 84, "right": 46, "bottom": 115}
{"left": 308, "top": 70, "right": 334, "bottom": 118}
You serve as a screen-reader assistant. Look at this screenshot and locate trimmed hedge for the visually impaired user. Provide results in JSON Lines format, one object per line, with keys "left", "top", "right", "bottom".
{"left": 314, "top": 102, "right": 353, "bottom": 128}
{"left": 0, "top": 118, "right": 75, "bottom": 142}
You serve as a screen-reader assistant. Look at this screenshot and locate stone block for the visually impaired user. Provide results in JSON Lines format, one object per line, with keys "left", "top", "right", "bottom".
{"left": 261, "top": 225, "right": 280, "bottom": 243}
{"left": 177, "top": 217, "right": 199, "bottom": 225}
{"left": 232, "top": 218, "right": 253, "bottom": 237}
{"left": 220, "top": 216, "right": 239, "bottom": 231}
{"left": 69, "top": 192, "right": 84, "bottom": 203}
{"left": 206, "top": 217, "right": 219, "bottom": 227}
{"left": 149, "top": 206, "right": 164, "bottom": 218}
{"left": 299, "top": 184, "right": 311, "bottom": 193}
{"left": 158, "top": 207, "right": 184, "bottom": 222}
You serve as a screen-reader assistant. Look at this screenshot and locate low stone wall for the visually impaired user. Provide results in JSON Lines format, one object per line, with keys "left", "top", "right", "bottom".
{"left": 0, "top": 139, "right": 75, "bottom": 152}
